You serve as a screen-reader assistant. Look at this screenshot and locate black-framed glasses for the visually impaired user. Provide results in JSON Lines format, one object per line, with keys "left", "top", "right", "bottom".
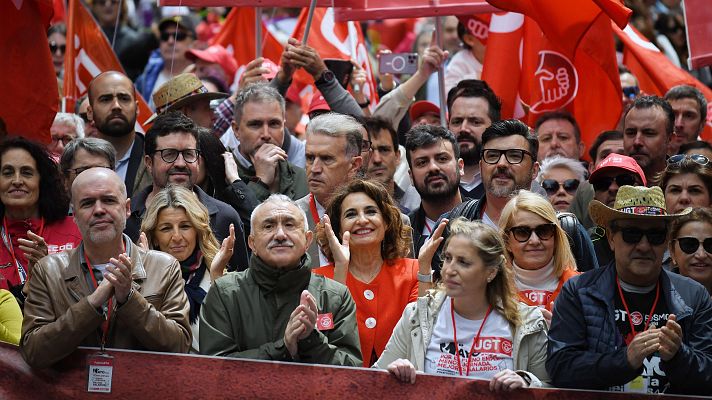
{"left": 507, "top": 223, "right": 556, "bottom": 243}
{"left": 65, "top": 165, "right": 111, "bottom": 176}
{"left": 361, "top": 140, "right": 372, "bottom": 153}
{"left": 154, "top": 148, "right": 200, "bottom": 163}
{"left": 481, "top": 149, "right": 533, "bottom": 165}
{"left": 675, "top": 237, "right": 712, "bottom": 255}
{"left": 590, "top": 173, "right": 637, "bottom": 192}
{"left": 160, "top": 31, "right": 191, "bottom": 42}
{"left": 667, "top": 154, "right": 710, "bottom": 168}
{"left": 541, "top": 179, "right": 580, "bottom": 196}
{"left": 610, "top": 223, "right": 667, "bottom": 245}
{"left": 52, "top": 135, "right": 74, "bottom": 146}
{"left": 49, "top": 41, "right": 66, "bottom": 54}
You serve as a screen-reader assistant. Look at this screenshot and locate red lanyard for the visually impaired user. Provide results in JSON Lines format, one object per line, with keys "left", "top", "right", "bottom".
{"left": 423, "top": 220, "right": 434, "bottom": 235}
{"left": 451, "top": 298, "right": 492, "bottom": 377}
{"left": 2, "top": 216, "right": 45, "bottom": 283}
{"left": 85, "top": 251, "right": 113, "bottom": 347}
{"left": 616, "top": 278, "right": 660, "bottom": 337}
{"left": 309, "top": 193, "right": 321, "bottom": 225}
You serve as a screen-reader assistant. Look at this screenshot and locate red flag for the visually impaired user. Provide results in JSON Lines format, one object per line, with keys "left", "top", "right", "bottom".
{"left": 613, "top": 23, "right": 712, "bottom": 141}
{"left": 0, "top": 0, "right": 57, "bottom": 143}
{"left": 291, "top": 7, "right": 379, "bottom": 109}
{"left": 51, "top": 0, "right": 65, "bottom": 24}
{"left": 682, "top": 0, "right": 712, "bottom": 70}
{"left": 210, "top": 7, "right": 284, "bottom": 87}
{"left": 64, "top": 0, "right": 152, "bottom": 128}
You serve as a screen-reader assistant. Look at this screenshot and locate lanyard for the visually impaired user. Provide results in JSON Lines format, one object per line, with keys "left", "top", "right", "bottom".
{"left": 616, "top": 277, "right": 660, "bottom": 338}
{"left": 84, "top": 251, "right": 116, "bottom": 350}
{"left": 309, "top": 193, "right": 321, "bottom": 225}
{"left": 1, "top": 216, "right": 45, "bottom": 284}
{"left": 423, "top": 219, "right": 434, "bottom": 235}
{"left": 451, "top": 298, "right": 492, "bottom": 377}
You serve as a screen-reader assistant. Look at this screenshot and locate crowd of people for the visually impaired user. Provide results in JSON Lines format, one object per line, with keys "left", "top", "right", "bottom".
{"left": 0, "top": 1, "right": 711, "bottom": 397}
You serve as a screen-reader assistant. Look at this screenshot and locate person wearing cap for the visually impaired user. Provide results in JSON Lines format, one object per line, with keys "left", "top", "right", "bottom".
{"left": 148, "top": 73, "right": 227, "bottom": 129}
{"left": 547, "top": 185, "right": 712, "bottom": 395}
{"left": 443, "top": 18, "right": 484, "bottom": 95}
{"left": 136, "top": 15, "right": 197, "bottom": 109}
{"left": 186, "top": 45, "right": 238, "bottom": 89}
{"left": 587, "top": 153, "right": 647, "bottom": 266}
{"left": 409, "top": 100, "right": 441, "bottom": 127}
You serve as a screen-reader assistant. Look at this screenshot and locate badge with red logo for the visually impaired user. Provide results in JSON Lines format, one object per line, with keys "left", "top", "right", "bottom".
{"left": 316, "top": 313, "right": 334, "bottom": 330}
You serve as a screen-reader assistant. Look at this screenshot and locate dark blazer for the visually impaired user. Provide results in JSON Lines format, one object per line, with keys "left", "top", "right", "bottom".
{"left": 125, "top": 133, "right": 152, "bottom": 198}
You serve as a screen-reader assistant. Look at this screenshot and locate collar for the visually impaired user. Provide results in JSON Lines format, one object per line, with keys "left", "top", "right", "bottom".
{"left": 66, "top": 234, "right": 146, "bottom": 281}
{"left": 249, "top": 253, "right": 312, "bottom": 294}
{"left": 116, "top": 137, "right": 136, "bottom": 164}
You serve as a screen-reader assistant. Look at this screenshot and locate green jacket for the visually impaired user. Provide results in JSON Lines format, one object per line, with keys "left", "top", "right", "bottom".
{"left": 199, "top": 254, "right": 362, "bottom": 366}
{"left": 237, "top": 158, "right": 308, "bottom": 202}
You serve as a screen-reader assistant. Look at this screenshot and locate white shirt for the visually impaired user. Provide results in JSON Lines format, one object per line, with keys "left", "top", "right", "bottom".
{"left": 513, "top": 259, "right": 558, "bottom": 308}
{"left": 114, "top": 138, "right": 135, "bottom": 183}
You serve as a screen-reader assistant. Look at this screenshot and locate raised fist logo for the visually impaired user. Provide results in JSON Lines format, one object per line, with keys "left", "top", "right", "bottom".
{"left": 530, "top": 51, "right": 578, "bottom": 114}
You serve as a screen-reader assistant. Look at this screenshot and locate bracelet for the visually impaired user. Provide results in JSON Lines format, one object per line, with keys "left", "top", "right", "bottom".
{"left": 417, "top": 271, "right": 433, "bottom": 283}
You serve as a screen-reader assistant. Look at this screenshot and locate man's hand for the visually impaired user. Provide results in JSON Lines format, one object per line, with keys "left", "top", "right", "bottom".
{"left": 239, "top": 57, "right": 270, "bottom": 89}
{"left": 283, "top": 38, "right": 327, "bottom": 79}
{"left": 387, "top": 358, "right": 417, "bottom": 383}
{"left": 284, "top": 290, "right": 318, "bottom": 358}
{"left": 417, "top": 219, "right": 447, "bottom": 275}
{"left": 489, "top": 369, "right": 528, "bottom": 392}
{"left": 18, "top": 230, "right": 48, "bottom": 274}
{"left": 626, "top": 329, "right": 661, "bottom": 368}
{"left": 105, "top": 253, "right": 133, "bottom": 305}
{"left": 658, "top": 314, "right": 683, "bottom": 361}
{"left": 251, "top": 143, "right": 287, "bottom": 191}
{"left": 277, "top": 38, "right": 301, "bottom": 83}
{"left": 87, "top": 278, "right": 114, "bottom": 309}
{"left": 418, "top": 44, "right": 448, "bottom": 78}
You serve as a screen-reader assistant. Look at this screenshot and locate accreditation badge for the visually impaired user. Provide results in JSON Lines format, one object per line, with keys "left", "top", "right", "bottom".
{"left": 87, "top": 352, "right": 114, "bottom": 393}
{"left": 624, "top": 375, "right": 649, "bottom": 393}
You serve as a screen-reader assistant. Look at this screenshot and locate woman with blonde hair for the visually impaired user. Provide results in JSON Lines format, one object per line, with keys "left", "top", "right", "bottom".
{"left": 498, "top": 190, "right": 578, "bottom": 323}
{"left": 375, "top": 218, "right": 549, "bottom": 390}
{"left": 140, "top": 185, "right": 235, "bottom": 352}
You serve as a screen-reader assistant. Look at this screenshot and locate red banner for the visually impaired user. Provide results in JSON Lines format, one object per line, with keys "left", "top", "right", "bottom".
{"left": 683, "top": 0, "right": 712, "bottom": 70}
{"left": 0, "top": 0, "right": 57, "bottom": 144}
{"left": 332, "top": 0, "right": 498, "bottom": 22}
{"left": 64, "top": 0, "right": 153, "bottom": 128}
{"left": 159, "top": 0, "right": 331, "bottom": 6}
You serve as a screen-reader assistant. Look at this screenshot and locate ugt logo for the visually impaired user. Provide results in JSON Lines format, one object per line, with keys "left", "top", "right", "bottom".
{"left": 530, "top": 51, "right": 578, "bottom": 114}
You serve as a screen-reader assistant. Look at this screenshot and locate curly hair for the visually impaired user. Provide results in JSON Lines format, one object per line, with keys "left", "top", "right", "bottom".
{"left": 140, "top": 185, "right": 220, "bottom": 267}
{"left": 0, "top": 137, "right": 69, "bottom": 222}
{"left": 315, "top": 179, "right": 412, "bottom": 263}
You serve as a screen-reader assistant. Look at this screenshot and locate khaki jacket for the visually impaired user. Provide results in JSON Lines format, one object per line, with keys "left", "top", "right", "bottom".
{"left": 21, "top": 237, "right": 191, "bottom": 368}
{"left": 374, "top": 291, "right": 550, "bottom": 387}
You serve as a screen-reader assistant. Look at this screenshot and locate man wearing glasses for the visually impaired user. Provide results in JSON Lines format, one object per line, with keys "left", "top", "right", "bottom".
{"left": 547, "top": 185, "right": 712, "bottom": 396}
{"left": 124, "top": 111, "right": 249, "bottom": 271}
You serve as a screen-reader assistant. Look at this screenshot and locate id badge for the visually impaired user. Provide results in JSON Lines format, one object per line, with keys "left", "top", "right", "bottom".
{"left": 87, "top": 352, "right": 114, "bottom": 393}
{"left": 624, "top": 375, "right": 649, "bottom": 393}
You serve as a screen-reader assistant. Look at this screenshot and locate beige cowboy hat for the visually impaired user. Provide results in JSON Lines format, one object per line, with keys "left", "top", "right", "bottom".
{"left": 145, "top": 73, "right": 227, "bottom": 124}
{"left": 589, "top": 185, "right": 691, "bottom": 228}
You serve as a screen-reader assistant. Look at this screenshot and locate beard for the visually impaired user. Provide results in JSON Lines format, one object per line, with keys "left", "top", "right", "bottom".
{"left": 415, "top": 171, "right": 461, "bottom": 203}
{"left": 95, "top": 113, "right": 135, "bottom": 138}
{"left": 486, "top": 167, "right": 530, "bottom": 198}
{"left": 457, "top": 133, "right": 481, "bottom": 166}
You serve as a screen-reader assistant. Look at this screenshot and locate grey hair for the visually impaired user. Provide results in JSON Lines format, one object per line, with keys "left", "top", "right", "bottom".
{"left": 233, "top": 82, "right": 286, "bottom": 125}
{"left": 54, "top": 112, "right": 85, "bottom": 139}
{"left": 306, "top": 112, "right": 364, "bottom": 157}
{"left": 60, "top": 137, "right": 117, "bottom": 177}
{"left": 537, "top": 155, "right": 586, "bottom": 183}
{"left": 250, "top": 194, "right": 309, "bottom": 233}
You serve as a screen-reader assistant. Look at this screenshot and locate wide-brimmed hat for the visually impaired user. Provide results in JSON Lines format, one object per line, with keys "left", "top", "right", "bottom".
{"left": 146, "top": 73, "right": 227, "bottom": 124}
{"left": 589, "top": 185, "right": 691, "bottom": 228}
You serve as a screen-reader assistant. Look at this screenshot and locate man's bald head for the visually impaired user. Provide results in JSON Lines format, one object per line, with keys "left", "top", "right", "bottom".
{"left": 87, "top": 71, "right": 136, "bottom": 105}
{"left": 72, "top": 167, "right": 127, "bottom": 201}
{"left": 71, "top": 167, "right": 130, "bottom": 245}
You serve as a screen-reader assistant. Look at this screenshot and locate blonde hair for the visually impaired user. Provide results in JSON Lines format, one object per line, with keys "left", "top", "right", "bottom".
{"left": 498, "top": 190, "right": 577, "bottom": 277}
{"left": 140, "top": 185, "right": 220, "bottom": 267}
{"left": 443, "top": 218, "right": 520, "bottom": 326}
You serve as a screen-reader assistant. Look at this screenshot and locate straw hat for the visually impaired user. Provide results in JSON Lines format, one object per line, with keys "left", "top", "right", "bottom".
{"left": 146, "top": 73, "right": 227, "bottom": 124}
{"left": 589, "top": 185, "right": 691, "bottom": 228}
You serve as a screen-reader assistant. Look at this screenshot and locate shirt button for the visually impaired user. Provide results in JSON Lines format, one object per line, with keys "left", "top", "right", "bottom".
{"left": 363, "top": 290, "right": 374, "bottom": 300}
{"left": 365, "top": 317, "right": 377, "bottom": 329}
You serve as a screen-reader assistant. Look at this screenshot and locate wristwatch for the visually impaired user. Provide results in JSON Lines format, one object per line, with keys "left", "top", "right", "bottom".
{"left": 314, "top": 69, "right": 335, "bottom": 86}
{"left": 417, "top": 271, "right": 433, "bottom": 283}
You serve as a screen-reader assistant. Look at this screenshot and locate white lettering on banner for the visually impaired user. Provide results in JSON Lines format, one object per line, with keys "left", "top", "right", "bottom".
{"left": 73, "top": 42, "right": 102, "bottom": 94}
{"left": 519, "top": 289, "right": 554, "bottom": 306}
{"left": 530, "top": 51, "right": 578, "bottom": 114}
{"left": 467, "top": 19, "right": 489, "bottom": 41}
{"left": 47, "top": 243, "right": 75, "bottom": 254}
{"left": 622, "top": 25, "right": 660, "bottom": 52}
{"left": 320, "top": 8, "right": 352, "bottom": 57}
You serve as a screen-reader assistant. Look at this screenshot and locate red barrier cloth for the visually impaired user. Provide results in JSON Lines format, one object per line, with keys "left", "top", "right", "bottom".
{"left": 683, "top": 0, "right": 712, "bottom": 70}
{"left": 332, "top": 0, "right": 498, "bottom": 22}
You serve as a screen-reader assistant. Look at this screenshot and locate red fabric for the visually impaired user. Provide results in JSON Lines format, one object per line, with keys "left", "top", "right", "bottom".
{"left": 0, "top": 216, "right": 82, "bottom": 290}
{"left": 313, "top": 258, "right": 418, "bottom": 367}
{"left": 63, "top": 0, "right": 152, "bottom": 128}
{"left": 291, "top": 7, "right": 379, "bottom": 109}
{"left": 613, "top": 23, "right": 712, "bottom": 141}
{"left": 684, "top": 0, "right": 712, "bottom": 70}
{"left": 51, "top": 0, "right": 65, "bottom": 24}
{"left": 209, "top": 7, "right": 284, "bottom": 88}
{"left": 457, "top": 14, "right": 491, "bottom": 45}
{"left": 517, "top": 268, "right": 579, "bottom": 312}
{"left": 0, "top": 0, "right": 57, "bottom": 144}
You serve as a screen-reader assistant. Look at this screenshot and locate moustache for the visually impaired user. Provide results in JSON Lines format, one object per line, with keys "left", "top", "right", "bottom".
{"left": 425, "top": 172, "right": 449, "bottom": 184}
{"left": 457, "top": 132, "right": 477, "bottom": 143}
{"left": 492, "top": 167, "right": 514, "bottom": 180}
{"left": 168, "top": 167, "right": 191, "bottom": 176}
{"left": 268, "top": 239, "right": 294, "bottom": 249}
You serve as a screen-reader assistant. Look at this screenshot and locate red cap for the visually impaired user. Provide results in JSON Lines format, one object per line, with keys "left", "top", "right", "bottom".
{"left": 261, "top": 58, "right": 280, "bottom": 80}
{"left": 186, "top": 45, "right": 238, "bottom": 85}
{"left": 308, "top": 95, "right": 330, "bottom": 114}
{"left": 590, "top": 153, "right": 647, "bottom": 186}
{"left": 409, "top": 100, "right": 441, "bottom": 123}
{"left": 285, "top": 85, "right": 301, "bottom": 105}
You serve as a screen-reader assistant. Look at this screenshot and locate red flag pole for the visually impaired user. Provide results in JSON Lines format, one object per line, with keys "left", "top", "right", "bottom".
{"left": 63, "top": 0, "right": 77, "bottom": 113}
{"left": 434, "top": 16, "right": 447, "bottom": 128}
{"left": 255, "top": 6, "right": 262, "bottom": 58}
{"left": 301, "top": 0, "right": 318, "bottom": 44}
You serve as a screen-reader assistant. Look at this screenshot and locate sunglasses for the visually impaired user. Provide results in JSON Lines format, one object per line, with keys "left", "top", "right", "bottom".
{"left": 675, "top": 237, "right": 712, "bottom": 255}
{"left": 49, "top": 41, "right": 66, "bottom": 54}
{"left": 611, "top": 224, "right": 668, "bottom": 246}
{"left": 541, "top": 179, "right": 580, "bottom": 196}
{"left": 622, "top": 86, "right": 640, "bottom": 99}
{"left": 481, "top": 149, "right": 533, "bottom": 165}
{"left": 507, "top": 223, "right": 556, "bottom": 243}
{"left": 667, "top": 154, "right": 710, "bottom": 168}
{"left": 590, "top": 173, "right": 637, "bottom": 192}
{"left": 160, "top": 31, "right": 191, "bottom": 42}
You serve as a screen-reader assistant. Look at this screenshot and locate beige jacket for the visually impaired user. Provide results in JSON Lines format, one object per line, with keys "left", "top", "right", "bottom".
{"left": 374, "top": 291, "right": 550, "bottom": 387}
{"left": 21, "top": 237, "right": 191, "bottom": 368}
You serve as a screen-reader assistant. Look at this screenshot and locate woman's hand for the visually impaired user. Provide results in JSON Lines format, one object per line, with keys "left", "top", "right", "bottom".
{"left": 387, "top": 358, "right": 417, "bottom": 384}
{"left": 489, "top": 369, "right": 528, "bottom": 392}
{"left": 541, "top": 302, "right": 554, "bottom": 328}
{"left": 323, "top": 214, "right": 350, "bottom": 283}
{"left": 211, "top": 223, "right": 235, "bottom": 281}
{"left": 137, "top": 232, "right": 149, "bottom": 251}
{"left": 417, "top": 219, "right": 448, "bottom": 274}
{"left": 18, "top": 230, "right": 48, "bottom": 273}
{"left": 222, "top": 152, "right": 240, "bottom": 183}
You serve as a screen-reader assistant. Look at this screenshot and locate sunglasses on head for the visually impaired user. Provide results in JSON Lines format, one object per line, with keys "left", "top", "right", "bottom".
{"left": 541, "top": 179, "right": 580, "bottom": 196}
{"left": 667, "top": 154, "right": 710, "bottom": 169}
{"left": 611, "top": 224, "right": 668, "bottom": 246}
{"left": 507, "top": 223, "right": 556, "bottom": 243}
{"left": 675, "top": 237, "right": 712, "bottom": 255}
{"left": 590, "top": 173, "right": 637, "bottom": 192}
{"left": 160, "top": 31, "right": 191, "bottom": 42}
{"left": 49, "top": 41, "right": 66, "bottom": 54}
